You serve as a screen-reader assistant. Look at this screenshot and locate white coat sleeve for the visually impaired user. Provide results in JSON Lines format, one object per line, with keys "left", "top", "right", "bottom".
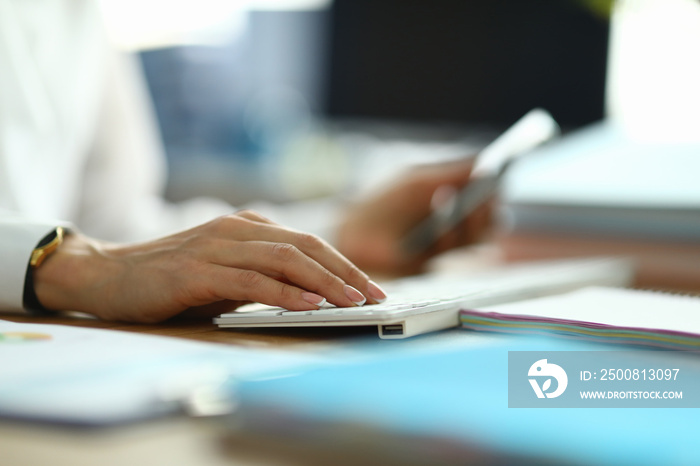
{"left": 77, "top": 39, "right": 339, "bottom": 243}
{"left": 74, "top": 41, "right": 235, "bottom": 243}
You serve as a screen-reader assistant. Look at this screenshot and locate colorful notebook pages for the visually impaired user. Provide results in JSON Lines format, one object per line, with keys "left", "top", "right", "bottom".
{"left": 460, "top": 287, "right": 700, "bottom": 350}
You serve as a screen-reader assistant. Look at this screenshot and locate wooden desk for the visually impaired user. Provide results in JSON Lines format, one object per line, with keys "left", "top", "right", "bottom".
{"left": 499, "top": 232, "right": 700, "bottom": 294}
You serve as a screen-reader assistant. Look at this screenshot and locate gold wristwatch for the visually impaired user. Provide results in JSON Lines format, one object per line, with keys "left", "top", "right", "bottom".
{"left": 24, "top": 227, "right": 67, "bottom": 312}
{"left": 30, "top": 226, "right": 65, "bottom": 268}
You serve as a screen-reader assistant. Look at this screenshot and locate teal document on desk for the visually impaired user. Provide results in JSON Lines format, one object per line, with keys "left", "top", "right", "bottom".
{"left": 233, "top": 338, "right": 700, "bottom": 465}
{"left": 0, "top": 319, "right": 320, "bottom": 426}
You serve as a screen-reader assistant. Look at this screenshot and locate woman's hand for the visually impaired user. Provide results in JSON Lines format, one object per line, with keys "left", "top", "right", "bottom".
{"left": 33, "top": 211, "right": 387, "bottom": 323}
{"left": 337, "top": 159, "right": 493, "bottom": 275}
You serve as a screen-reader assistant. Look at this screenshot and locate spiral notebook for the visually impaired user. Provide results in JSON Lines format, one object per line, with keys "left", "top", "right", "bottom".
{"left": 460, "top": 287, "right": 700, "bottom": 349}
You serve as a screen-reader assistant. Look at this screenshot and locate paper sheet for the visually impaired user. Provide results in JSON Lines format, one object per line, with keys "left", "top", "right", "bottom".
{"left": 0, "top": 320, "right": 320, "bottom": 425}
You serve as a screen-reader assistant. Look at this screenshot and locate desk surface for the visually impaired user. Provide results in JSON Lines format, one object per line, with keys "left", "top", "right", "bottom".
{"left": 1, "top": 312, "right": 378, "bottom": 348}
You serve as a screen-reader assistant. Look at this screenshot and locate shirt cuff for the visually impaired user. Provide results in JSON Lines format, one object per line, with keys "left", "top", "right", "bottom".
{"left": 0, "top": 217, "right": 74, "bottom": 312}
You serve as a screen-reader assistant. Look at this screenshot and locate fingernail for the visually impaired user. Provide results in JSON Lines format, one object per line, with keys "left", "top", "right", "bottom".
{"left": 302, "top": 292, "right": 326, "bottom": 307}
{"left": 367, "top": 280, "right": 387, "bottom": 303}
{"left": 344, "top": 285, "right": 367, "bottom": 306}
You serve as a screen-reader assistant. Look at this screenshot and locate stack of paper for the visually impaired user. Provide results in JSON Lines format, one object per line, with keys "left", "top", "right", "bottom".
{"left": 460, "top": 287, "right": 700, "bottom": 349}
{"left": 498, "top": 121, "right": 700, "bottom": 292}
{"left": 502, "top": 121, "right": 700, "bottom": 241}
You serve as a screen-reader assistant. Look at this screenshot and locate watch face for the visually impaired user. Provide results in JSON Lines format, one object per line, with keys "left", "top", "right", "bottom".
{"left": 31, "top": 227, "right": 64, "bottom": 268}
{"left": 38, "top": 228, "right": 60, "bottom": 247}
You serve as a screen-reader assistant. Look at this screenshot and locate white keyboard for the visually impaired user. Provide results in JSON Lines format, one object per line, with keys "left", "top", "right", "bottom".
{"left": 214, "top": 257, "right": 634, "bottom": 339}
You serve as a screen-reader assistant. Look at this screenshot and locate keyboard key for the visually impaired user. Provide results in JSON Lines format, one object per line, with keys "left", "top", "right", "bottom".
{"left": 280, "top": 311, "right": 318, "bottom": 316}
{"left": 228, "top": 310, "right": 284, "bottom": 318}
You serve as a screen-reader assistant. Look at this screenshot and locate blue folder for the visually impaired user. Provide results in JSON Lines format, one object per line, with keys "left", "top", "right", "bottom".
{"left": 233, "top": 337, "right": 700, "bottom": 465}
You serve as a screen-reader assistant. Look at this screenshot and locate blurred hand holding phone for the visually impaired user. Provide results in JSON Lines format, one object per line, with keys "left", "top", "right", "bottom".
{"left": 401, "top": 108, "right": 560, "bottom": 255}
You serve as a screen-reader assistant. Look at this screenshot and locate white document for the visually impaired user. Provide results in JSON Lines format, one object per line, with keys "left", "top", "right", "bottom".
{"left": 0, "top": 320, "right": 319, "bottom": 425}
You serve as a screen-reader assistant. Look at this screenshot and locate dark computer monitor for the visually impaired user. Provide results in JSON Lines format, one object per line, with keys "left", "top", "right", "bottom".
{"left": 323, "top": 0, "right": 610, "bottom": 129}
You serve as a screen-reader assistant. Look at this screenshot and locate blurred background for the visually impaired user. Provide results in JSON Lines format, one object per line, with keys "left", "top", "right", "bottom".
{"left": 98, "top": 0, "right": 700, "bottom": 290}
{"left": 97, "top": 0, "right": 611, "bottom": 203}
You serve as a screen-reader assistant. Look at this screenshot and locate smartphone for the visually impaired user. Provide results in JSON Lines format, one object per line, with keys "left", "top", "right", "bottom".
{"left": 401, "top": 108, "right": 560, "bottom": 255}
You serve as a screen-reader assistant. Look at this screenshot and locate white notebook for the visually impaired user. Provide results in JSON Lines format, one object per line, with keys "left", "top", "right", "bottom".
{"left": 460, "top": 287, "right": 700, "bottom": 349}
